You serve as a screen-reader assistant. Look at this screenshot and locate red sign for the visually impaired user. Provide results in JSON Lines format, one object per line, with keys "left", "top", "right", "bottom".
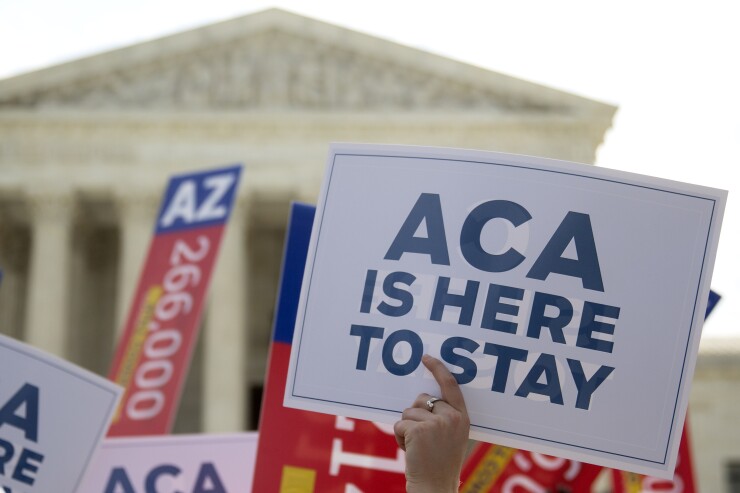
{"left": 108, "top": 165, "right": 242, "bottom": 436}
{"left": 460, "top": 444, "right": 603, "bottom": 492}
{"left": 252, "top": 204, "right": 407, "bottom": 492}
{"left": 255, "top": 342, "right": 407, "bottom": 492}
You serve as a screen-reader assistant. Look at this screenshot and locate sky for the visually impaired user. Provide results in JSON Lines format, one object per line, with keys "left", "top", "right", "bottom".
{"left": 0, "top": 0, "right": 738, "bottom": 337}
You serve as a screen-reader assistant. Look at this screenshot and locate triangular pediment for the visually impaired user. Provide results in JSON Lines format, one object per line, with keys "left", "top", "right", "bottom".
{"left": 0, "top": 9, "right": 614, "bottom": 118}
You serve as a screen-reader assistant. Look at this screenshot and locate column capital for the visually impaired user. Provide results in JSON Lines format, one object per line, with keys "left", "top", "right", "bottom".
{"left": 114, "top": 191, "right": 161, "bottom": 223}
{"left": 26, "top": 190, "right": 75, "bottom": 223}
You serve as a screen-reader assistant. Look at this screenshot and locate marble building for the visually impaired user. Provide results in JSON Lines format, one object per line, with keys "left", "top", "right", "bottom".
{"left": 1, "top": 7, "right": 733, "bottom": 491}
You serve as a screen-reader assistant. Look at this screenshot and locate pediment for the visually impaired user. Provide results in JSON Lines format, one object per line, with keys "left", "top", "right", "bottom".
{"left": 0, "top": 9, "right": 614, "bottom": 118}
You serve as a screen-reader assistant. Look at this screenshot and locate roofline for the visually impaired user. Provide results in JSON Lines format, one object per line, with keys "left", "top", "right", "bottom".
{"left": 0, "top": 8, "right": 616, "bottom": 119}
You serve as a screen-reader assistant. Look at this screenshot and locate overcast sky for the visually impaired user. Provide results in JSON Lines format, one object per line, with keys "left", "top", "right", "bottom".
{"left": 1, "top": 0, "right": 738, "bottom": 337}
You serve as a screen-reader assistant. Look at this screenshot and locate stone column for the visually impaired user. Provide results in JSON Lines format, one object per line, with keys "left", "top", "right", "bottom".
{"left": 24, "top": 192, "right": 74, "bottom": 357}
{"left": 114, "top": 193, "right": 158, "bottom": 338}
{"left": 0, "top": 221, "right": 30, "bottom": 341}
{"left": 203, "top": 202, "right": 248, "bottom": 432}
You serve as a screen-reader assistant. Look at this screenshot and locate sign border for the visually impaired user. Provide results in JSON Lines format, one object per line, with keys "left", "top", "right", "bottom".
{"left": 286, "top": 144, "right": 725, "bottom": 476}
{"left": 0, "top": 334, "right": 122, "bottom": 492}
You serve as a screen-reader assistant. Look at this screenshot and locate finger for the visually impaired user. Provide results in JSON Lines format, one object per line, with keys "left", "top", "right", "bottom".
{"left": 402, "top": 406, "right": 434, "bottom": 422}
{"left": 422, "top": 354, "right": 467, "bottom": 414}
{"left": 412, "top": 393, "right": 436, "bottom": 410}
{"left": 425, "top": 398, "right": 457, "bottom": 416}
{"left": 412, "top": 393, "right": 451, "bottom": 415}
{"left": 393, "top": 419, "right": 413, "bottom": 451}
{"left": 412, "top": 394, "right": 455, "bottom": 416}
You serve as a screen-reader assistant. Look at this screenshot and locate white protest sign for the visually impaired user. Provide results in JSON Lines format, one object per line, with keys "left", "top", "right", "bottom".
{"left": 0, "top": 334, "right": 122, "bottom": 492}
{"left": 77, "top": 433, "right": 258, "bottom": 493}
{"left": 284, "top": 143, "right": 726, "bottom": 477}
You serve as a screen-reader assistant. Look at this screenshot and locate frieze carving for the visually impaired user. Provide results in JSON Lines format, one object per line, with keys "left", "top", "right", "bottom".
{"left": 3, "top": 31, "right": 538, "bottom": 111}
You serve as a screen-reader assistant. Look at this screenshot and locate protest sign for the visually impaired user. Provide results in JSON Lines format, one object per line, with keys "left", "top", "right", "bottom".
{"left": 77, "top": 433, "right": 257, "bottom": 492}
{"left": 284, "top": 144, "right": 726, "bottom": 477}
{"left": 0, "top": 334, "right": 122, "bottom": 492}
{"left": 253, "top": 203, "right": 407, "bottom": 493}
{"left": 460, "top": 289, "right": 720, "bottom": 492}
{"left": 612, "top": 423, "right": 696, "bottom": 493}
{"left": 705, "top": 289, "right": 721, "bottom": 318}
{"left": 460, "top": 445, "right": 603, "bottom": 493}
{"left": 610, "top": 290, "right": 718, "bottom": 492}
{"left": 612, "top": 425, "right": 696, "bottom": 493}
{"left": 108, "top": 164, "right": 243, "bottom": 436}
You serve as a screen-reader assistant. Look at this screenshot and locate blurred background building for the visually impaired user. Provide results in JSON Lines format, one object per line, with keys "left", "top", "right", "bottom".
{"left": 0, "top": 8, "right": 735, "bottom": 492}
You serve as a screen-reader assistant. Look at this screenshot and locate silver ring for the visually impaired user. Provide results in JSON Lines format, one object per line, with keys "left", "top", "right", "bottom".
{"left": 426, "top": 397, "right": 442, "bottom": 411}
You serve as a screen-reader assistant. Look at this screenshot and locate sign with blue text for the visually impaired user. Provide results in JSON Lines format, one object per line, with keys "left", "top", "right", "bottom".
{"left": 0, "top": 334, "right": 122, "bottom": 492}
{"left": 77, "top": 433, "right": 257, "bottom": 493}
{"left": 284, "top": 144, "right": 727, "bottom": 478}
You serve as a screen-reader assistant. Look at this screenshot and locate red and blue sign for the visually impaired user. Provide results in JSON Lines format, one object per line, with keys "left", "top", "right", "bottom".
{"left": 253, "top": 203, "right": 408, "bottom": 493}
{"left": 108, "top": 164, "right": 242, "bottom": 437}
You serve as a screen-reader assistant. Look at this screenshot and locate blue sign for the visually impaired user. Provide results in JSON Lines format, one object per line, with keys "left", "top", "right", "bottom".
{"left": 706, "top": 289, "right": 721, "bottom": 318}
{"left": 156, "top": 165, "right": 242, "bottom": 234}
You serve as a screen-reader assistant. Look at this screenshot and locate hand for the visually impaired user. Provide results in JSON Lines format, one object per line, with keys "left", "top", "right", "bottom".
{"left": 394, "top": 354, "right": 470, "bottom": 493}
